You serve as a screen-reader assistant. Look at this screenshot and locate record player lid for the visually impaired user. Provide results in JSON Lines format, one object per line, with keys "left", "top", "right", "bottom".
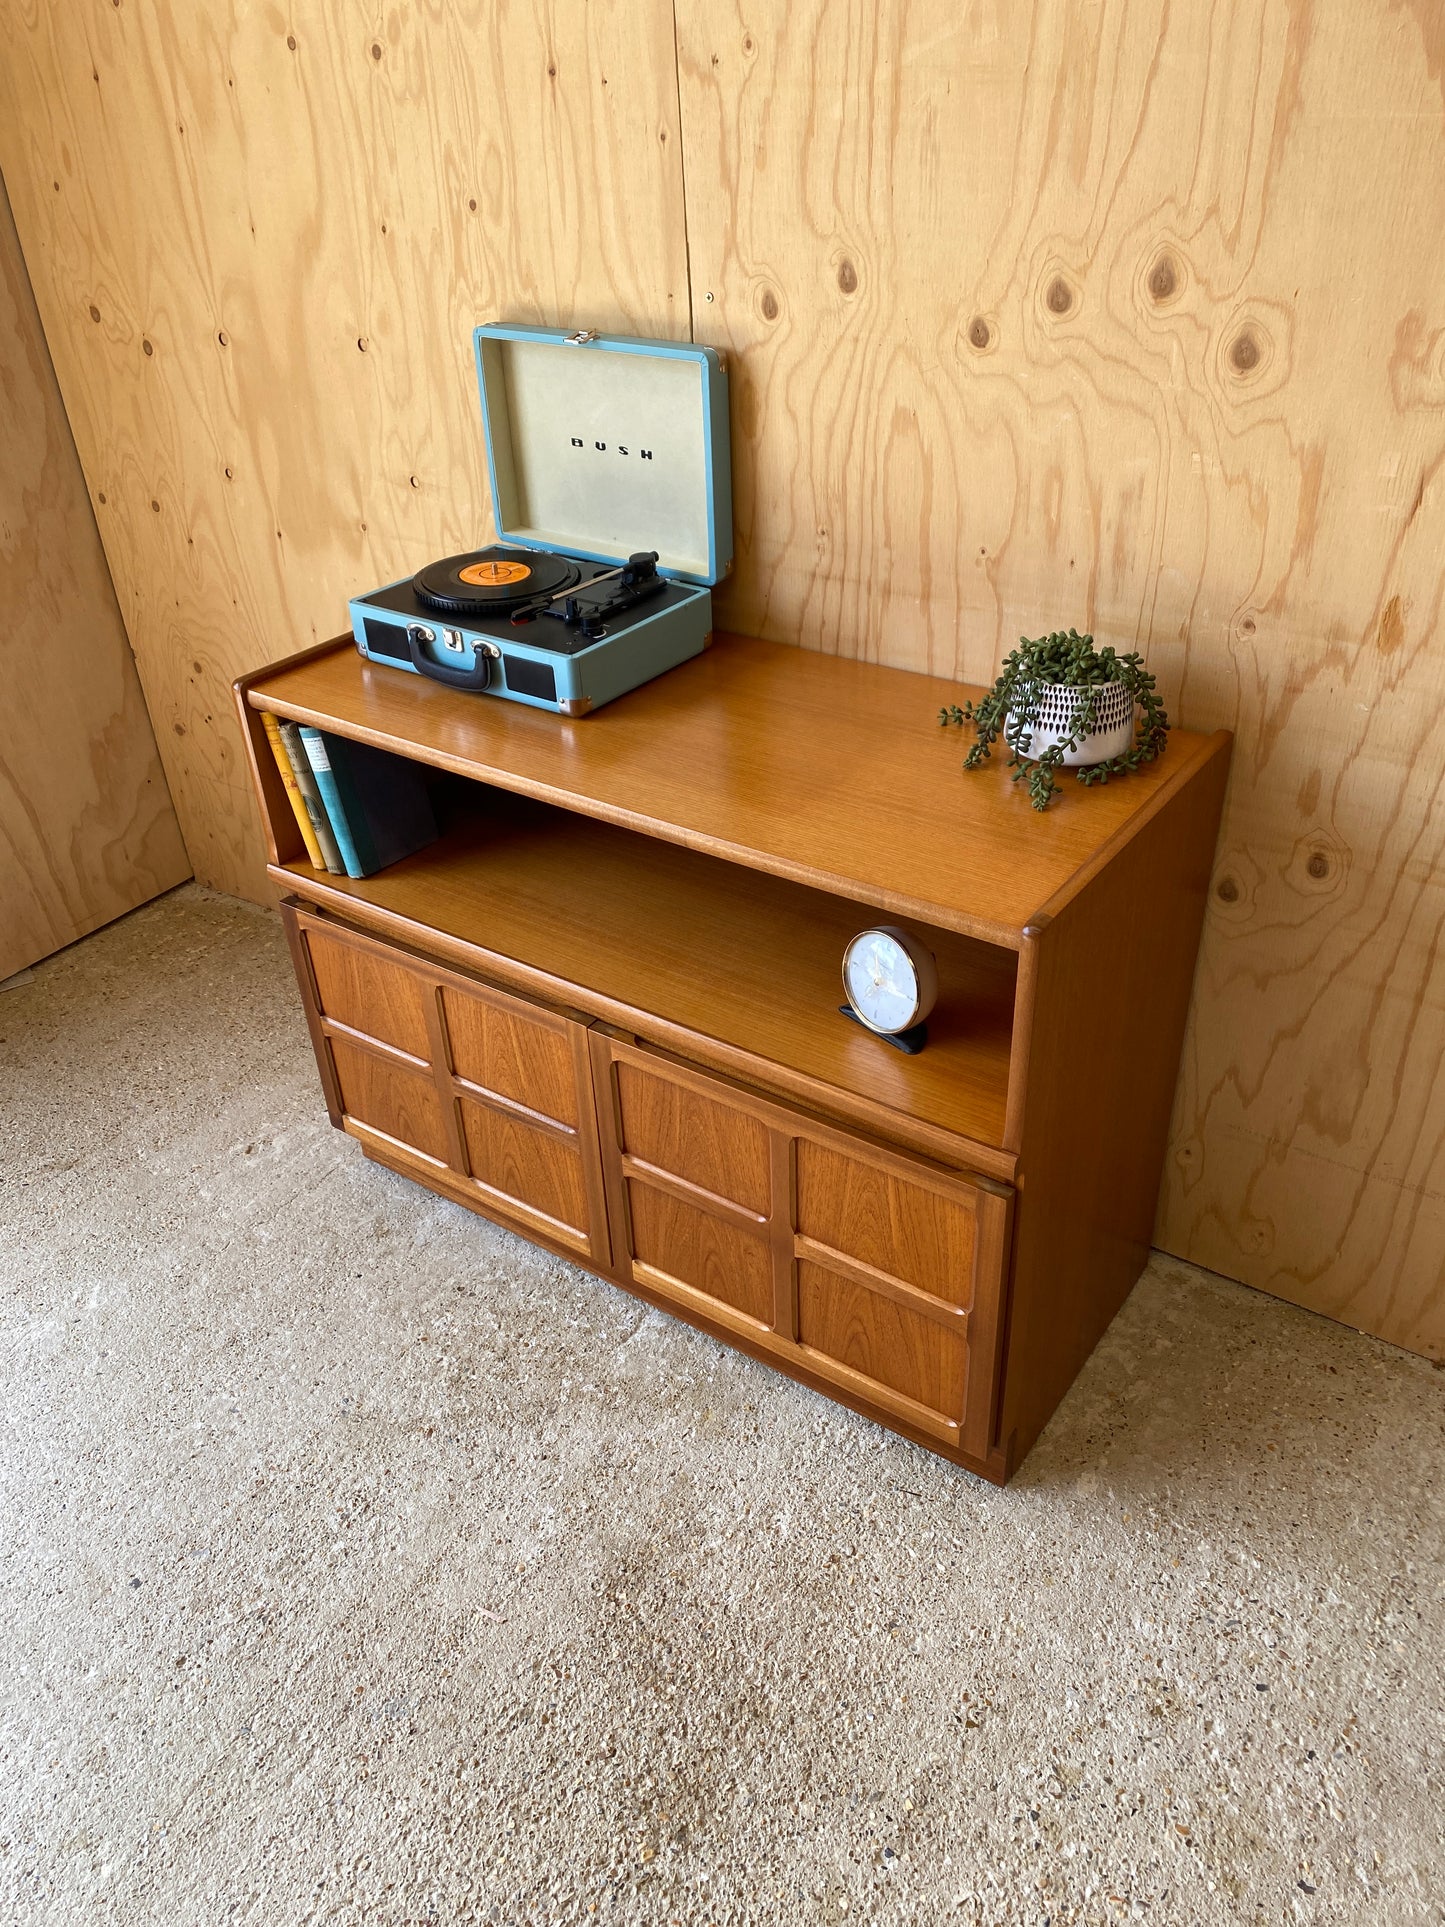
{"left": 473, "top": 323, "right": 732, "bottom": 587}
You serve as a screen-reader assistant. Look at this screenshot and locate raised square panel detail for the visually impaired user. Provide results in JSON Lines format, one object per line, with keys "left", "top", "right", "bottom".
{"left": 330, "top": 1034, "right": 449, "bottom": 1163}
{"left": 442, "top": 983, "right": 578, "bottom": 1127}
{"left": 306, "top": 925, "right": 433, "bottom": 1060}
{"left": 795, "top": 1140, "right": 976, "bottom": 1305}
{"left": 614, "top": 1061, "right": 771, "bottom": 1214}
{"left": 458, "top": 1097, "right": 588, "bottom": 1241}
{"left": 627, "top": 1181, "right": 773, "bottom": 1325}
{"left": 797, "top": 1258, "right": 967, "bottom": 1420}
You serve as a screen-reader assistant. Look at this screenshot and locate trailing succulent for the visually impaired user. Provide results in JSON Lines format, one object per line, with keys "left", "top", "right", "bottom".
{"left": 939, "top": 628, "right": 1169, "bottom": 812}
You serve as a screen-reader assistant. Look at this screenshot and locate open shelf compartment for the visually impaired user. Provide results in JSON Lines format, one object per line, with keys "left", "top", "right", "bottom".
{"left": 271, "top": 775, "right": 1017, "bottom": 1159}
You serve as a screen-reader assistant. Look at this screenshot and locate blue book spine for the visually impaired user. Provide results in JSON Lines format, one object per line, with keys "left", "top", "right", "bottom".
{"left": 297, "top": 727, "right": 363, "bottom": 878}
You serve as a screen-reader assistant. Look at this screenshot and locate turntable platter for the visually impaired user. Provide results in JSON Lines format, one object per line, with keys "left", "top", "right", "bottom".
{"left": 412, "top": 546, "right": 579, "bottom": 614}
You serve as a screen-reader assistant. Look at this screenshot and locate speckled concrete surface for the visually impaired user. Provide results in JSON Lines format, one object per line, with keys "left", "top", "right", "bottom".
{"left": 1, "top": 886, "right": 1443, "bottom": 1927}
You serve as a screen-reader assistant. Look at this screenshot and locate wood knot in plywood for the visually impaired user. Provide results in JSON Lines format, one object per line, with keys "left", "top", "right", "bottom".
{"left": 1147, "top": 253, "right": 1179, "bottom": 303}
{"left": 1295, "top": 831, "right": 1347, "bottom": 892}
{"left": 1215, "top": 307, "right": 1288, "bottom": 394}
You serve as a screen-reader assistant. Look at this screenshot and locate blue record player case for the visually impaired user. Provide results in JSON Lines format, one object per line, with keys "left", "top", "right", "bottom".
{"left": 349, "top": 324, "right": 732, "bottom": 715}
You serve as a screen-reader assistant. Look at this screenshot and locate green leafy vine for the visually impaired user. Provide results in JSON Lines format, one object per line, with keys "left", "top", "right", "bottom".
{"left": 939, "top": 628, "right": 1170, "bottom": 811}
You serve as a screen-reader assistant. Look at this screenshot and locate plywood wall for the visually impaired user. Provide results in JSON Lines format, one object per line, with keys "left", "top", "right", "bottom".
{"left": 674, "top": 0, "right": 1445, "bottom": 1361}
{"left": 0, "top": 0, "right": 689, "bottom": 893}
{"left": 0, "top": 175, "right": 188, "bottom": 978}
{"left": 1, "top": 0, "right": 1443, "bottom": 1358}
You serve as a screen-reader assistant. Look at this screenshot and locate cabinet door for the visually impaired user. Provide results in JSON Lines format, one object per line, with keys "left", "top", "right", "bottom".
{"left": 593, "top": 1041, "right": 781, "bottom": 1332}
{"left": 591, "top": 1034, "right": 1011, "bottom": 1463}
{"left": 290, "top": 913, "right": 453, "bottom": 1167}
{"left": 282, "top": 905, "right": 608, "bottom": 1266}
{"left": 792, "top": 1136, "right": 1006, "bottom": 1461}
{"left": 439, "top": 973, "right": 607, "bottom": 1262}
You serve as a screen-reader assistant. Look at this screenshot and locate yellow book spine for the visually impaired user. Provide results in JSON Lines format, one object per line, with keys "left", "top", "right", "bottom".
{"left": 261, "top": 710, "right": 325, "bottom": 868}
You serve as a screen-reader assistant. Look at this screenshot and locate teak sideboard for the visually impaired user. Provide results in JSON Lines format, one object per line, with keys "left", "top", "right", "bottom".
{"left": 236, "top": 634, "right": 1230, "bottom": 1483}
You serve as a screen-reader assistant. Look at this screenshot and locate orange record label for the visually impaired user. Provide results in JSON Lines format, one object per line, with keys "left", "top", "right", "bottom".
{"left": 459, "top": 558, "right": 532, "bottom": 587}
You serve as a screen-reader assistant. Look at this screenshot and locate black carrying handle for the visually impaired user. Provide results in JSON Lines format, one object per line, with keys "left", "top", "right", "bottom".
{"left": 406, "top": 626, "right": 493, "bottom": 691}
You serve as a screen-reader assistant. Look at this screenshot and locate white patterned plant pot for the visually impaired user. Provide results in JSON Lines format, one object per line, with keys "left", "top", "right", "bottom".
{"left": 1006, "top": 679, "right": 1135, "bottom": 766}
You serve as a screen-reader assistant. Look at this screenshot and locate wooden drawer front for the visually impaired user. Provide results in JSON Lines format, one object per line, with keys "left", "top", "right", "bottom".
{"left": 304, "top": 922, "right": 434, "bottom": 1060}
{"left": 329, "top": 1033, "right": 451, "bottom": 1166}
{"left": 592, "top": 1035, "right": 1011, "bottom": 1462}
{"left": 283, "top": 906, "right": 609, "bottom": 1266}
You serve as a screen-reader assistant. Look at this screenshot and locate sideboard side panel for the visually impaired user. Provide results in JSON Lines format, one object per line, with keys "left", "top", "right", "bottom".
{"left": 999, "top": 739, "right": 1232, "bottom": 1465}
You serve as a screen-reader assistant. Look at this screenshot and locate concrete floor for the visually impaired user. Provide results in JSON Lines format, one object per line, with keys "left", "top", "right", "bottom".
{"left": 1, "top": 885, "right": 1442, "bottom": 1927}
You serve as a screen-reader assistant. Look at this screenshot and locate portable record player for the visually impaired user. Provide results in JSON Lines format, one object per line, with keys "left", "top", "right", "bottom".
{"left": 349, "top": 323, "right": 732, "bottom": 715}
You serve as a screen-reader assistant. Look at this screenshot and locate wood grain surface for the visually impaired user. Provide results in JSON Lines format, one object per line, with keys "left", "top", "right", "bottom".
{"left": 304, "top": 920, "right": 434, "bottom": 1059}
{"left": 591, "top": 1029, "right": 1010, "bottom": 1457}
{"left": 1002, "top": 736, "right": 1234, "bottom": 1463}
{"left": 0, "top": 0, "right": 689, "bottom": 896}
{"left": 327, "top": 1032, "right": 452, "bottom": 1169}
{"left": 270, "top": 785, "right": 1021, "bottom": 1162}
{"left": 246, "top": 634, "right": 1221, "bottom": 944}
{"left": 293, "top": 904, "right": 608, "bottom": 1261}
{"left": 4, "top": 0, "right": 1445, "bottom": 1352}
{"left": 442, "top": 980, "right": 582, "bottom": 1131}
{"left": 672, "top": 2, "right": 1445, "bottom": 1357}
{"left": 625, "top": 1181, "right": 776, "bottom": 1325}
{"left": 0, "top": 176, "right": 187, "bottom": 976}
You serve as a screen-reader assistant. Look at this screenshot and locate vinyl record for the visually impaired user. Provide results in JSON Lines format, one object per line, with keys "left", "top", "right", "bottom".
{"left": 413, "top": 546, "right": 579, "bottom": 614}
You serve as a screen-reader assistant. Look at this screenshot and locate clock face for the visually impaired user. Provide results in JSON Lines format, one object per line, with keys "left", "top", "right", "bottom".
{"left": 843, "top": 928, "right": 924, "bottom": 1035}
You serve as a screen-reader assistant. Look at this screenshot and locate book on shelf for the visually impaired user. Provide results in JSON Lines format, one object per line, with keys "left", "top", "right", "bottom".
{"left": 260, "top": 711, "right": 326, "bottom": 871}
{"left": 276, "top": 721, "right": 344, "bottom": 874}
{"left": 296, "top": 727, "right": 439, "bottom": 880}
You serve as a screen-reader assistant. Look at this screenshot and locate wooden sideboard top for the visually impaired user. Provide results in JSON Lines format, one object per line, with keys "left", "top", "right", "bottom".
{"left": 246, "top": 633, "right": 1230, "bottom": 948}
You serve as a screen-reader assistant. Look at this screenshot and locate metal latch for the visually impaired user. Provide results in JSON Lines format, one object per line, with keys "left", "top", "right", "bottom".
{"left": 564, "top": 328, "right": 599, "bottom": 346}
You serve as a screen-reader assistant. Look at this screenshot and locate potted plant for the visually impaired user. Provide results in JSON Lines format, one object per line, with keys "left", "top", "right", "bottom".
{"left": 940, "top": 628, "right": 1169, "bottom": 811}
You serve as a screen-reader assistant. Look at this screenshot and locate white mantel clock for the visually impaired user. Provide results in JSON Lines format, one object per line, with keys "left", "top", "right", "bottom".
{"left": 840, "top": 925, "right": 939, "bottom": 1053}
